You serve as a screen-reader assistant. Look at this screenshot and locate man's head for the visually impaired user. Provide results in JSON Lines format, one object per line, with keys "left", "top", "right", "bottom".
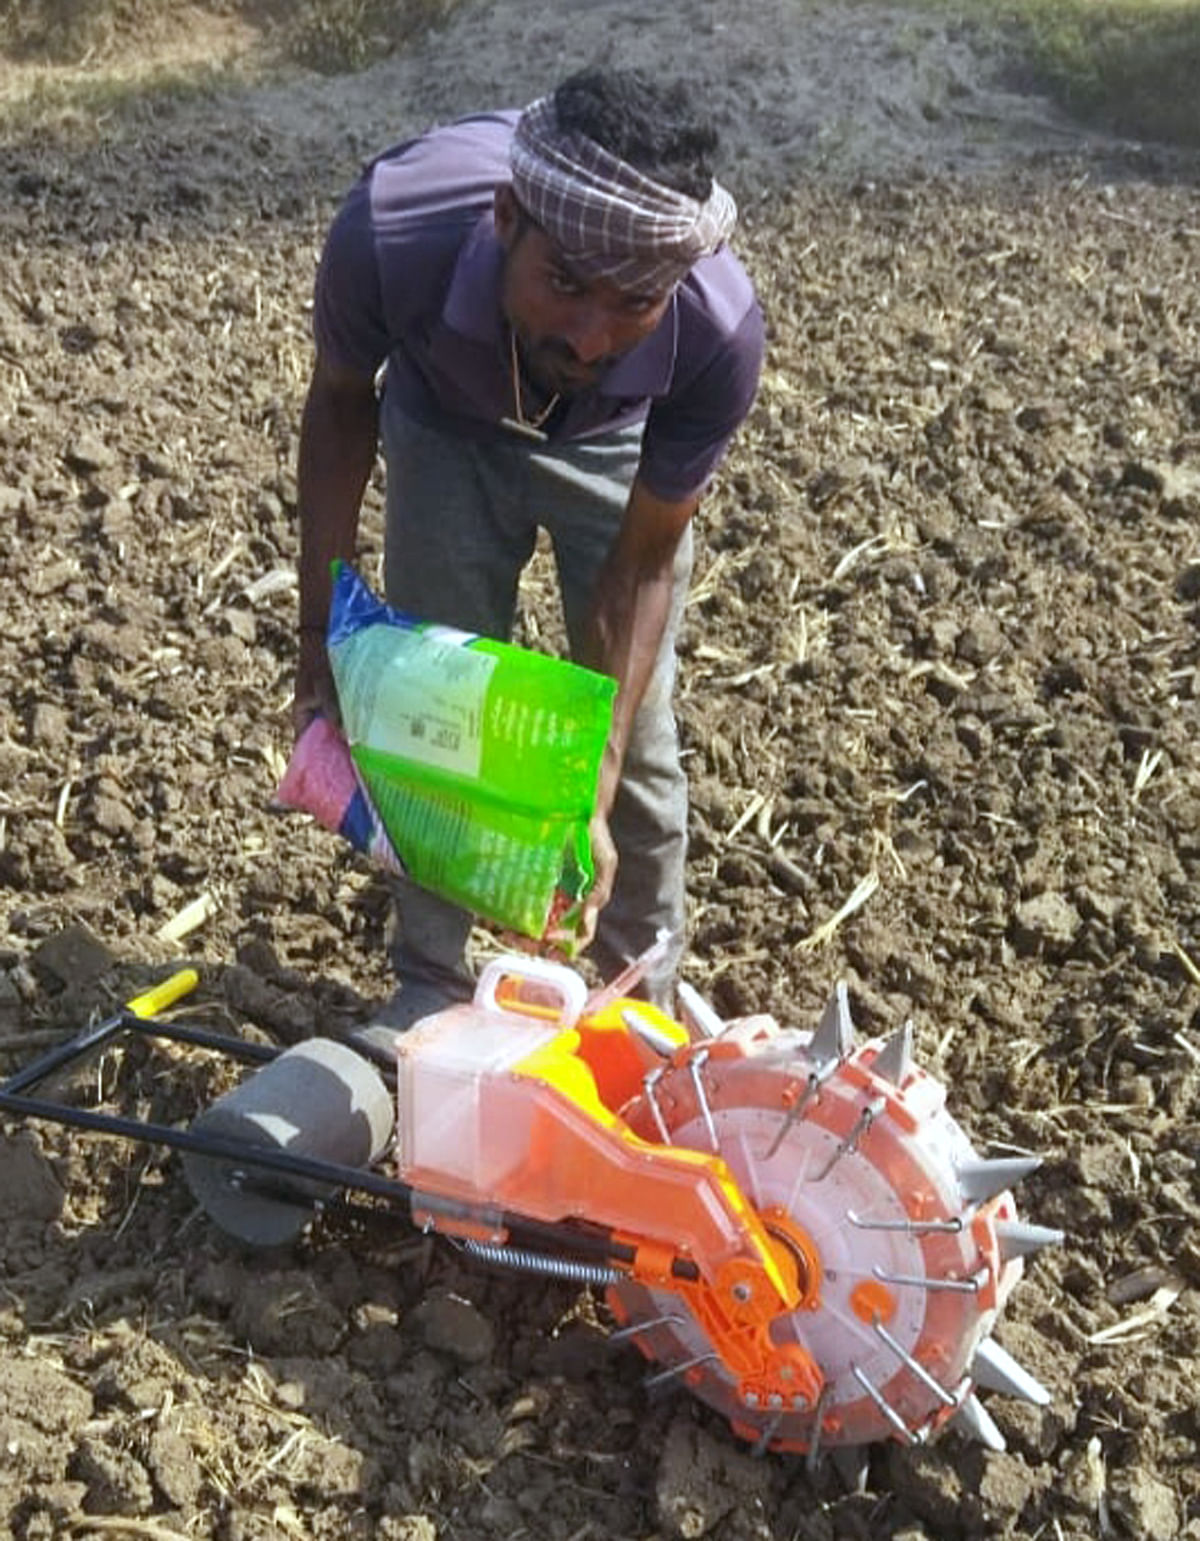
{"left": 496, "top": 67, "right": 737, "bottom": 398}
{"left": 551, "top": 67, "right": 718, "bottom": 202}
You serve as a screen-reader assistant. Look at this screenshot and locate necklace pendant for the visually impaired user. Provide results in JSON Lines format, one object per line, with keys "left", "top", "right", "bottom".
{"left": 500, "top": 415, "right": 549, "bottom": 443}
{"left": 505, "top": 328, "right": 559, "bottom": 442}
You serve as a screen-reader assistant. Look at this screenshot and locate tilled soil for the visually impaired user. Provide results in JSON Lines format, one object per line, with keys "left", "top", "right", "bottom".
{"left": 1, "top": 4, "right": 1199, "bottom": 1538}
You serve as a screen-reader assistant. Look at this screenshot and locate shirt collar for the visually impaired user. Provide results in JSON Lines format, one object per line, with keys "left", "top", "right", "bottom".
{"left": 442, "top": 211, "right": 678, "bottom": 399}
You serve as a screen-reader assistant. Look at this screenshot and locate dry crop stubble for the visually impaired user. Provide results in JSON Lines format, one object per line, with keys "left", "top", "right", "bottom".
{"left": 0, "top": 4, "right": 1199, "bottom": 1537}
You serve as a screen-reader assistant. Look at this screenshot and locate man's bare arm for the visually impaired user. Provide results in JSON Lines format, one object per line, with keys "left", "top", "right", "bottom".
{"left": 294, "top": 354, "right": 380, "bottom": 729}
{"left": 576, "top": 476, "right": 699, "bottom": 937}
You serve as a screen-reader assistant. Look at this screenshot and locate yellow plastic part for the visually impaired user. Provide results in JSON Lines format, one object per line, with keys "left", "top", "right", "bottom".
{"left": 125, "top": 969, "right": 200, "bottom": 1019}
{"left": 507, "top": 1021, "right": 797, "bottom": 1313}
{"left": 395, "top": 972, "right": 825, "bottom": 1411}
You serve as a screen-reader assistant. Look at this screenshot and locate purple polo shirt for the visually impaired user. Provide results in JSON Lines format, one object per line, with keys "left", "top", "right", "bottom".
{"left": 312, "top": 112, "right": 764, "bottom": 504}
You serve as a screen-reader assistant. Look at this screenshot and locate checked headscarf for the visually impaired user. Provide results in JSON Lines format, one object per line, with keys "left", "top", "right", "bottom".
{"left": 509, "top": 93, "right": 738, "bottom": 294}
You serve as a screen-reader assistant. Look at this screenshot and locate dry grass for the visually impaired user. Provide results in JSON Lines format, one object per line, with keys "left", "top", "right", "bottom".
{"left": 2, "top": 0, "right": 1198, "bottom": 148}
{"left": 0, "top": 0, "right": 471, "bottom": 140}
{"left": 268, "top": 0, "right": 466, "bottom": 74}
{"left": 0, "top": 0, "right": 466, "bottom": 71}
{"left": 0, "top": 6, "right": 264, "bottom": 137}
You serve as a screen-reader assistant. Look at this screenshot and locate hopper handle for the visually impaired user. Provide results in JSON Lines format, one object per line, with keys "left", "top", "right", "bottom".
{"left": 475, "top": 955, "right": 587, "bottom": 1028}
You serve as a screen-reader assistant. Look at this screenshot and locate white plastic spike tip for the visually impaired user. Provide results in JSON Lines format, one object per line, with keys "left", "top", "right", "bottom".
{"left": 810, "top": 979, "right": 855, "bottom": 1063}
{"left": 971, "top": 1336, "right": 1052, "bottom": 1407}
{"left": 994, "top": 1219, "right": 1065, "bottom": 1262}
{"left": 611, "top": 982, "right": 1058, "bottom": 1458}
{"left": 956, "top": 1156, "right": 1042, "bottom": 1206}
{"left": 953, "top": 1393, "right": 1007, "bottom": 1452}
{"left": 872, "top": 1020, "right": 914, "bottom": 1086}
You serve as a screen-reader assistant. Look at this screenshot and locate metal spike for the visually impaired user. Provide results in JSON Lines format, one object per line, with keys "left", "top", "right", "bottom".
{"left": 677, "top": 979, "right": 723, "bottom": 1039}
{"left": 872, "top": 1317, "right": 957, "bottom": 1407}
{"left": 642, "top": 1067, "right": 673, "bottom": 1145}
{"left": 643, "top": 1351, "right": 718, "bottom": 1393}
{"left": 765, "top": 1056, "right": 838, "bottom": 1160}
{"left": 830, "top": 1443, "right": 870, "bottom": 1493}
{"left": 805, "top": 1385, "right": 832, "bottom": 1475}
{"left": 751, "top": 1410, "right": 783, "bottom": 1459}
{"left": 622, "top": 1006, "right": 680, "bottom": 1060}
{"left": 811, "top": 1095, "right": 886, "bottom": 1182}
{"left": 688, "top": 1049, "right": 720, "bottom": 1152}
{"left": 608, "top": 1312, "right": 686, "bottom": 1343}
{"left": 953, "top": 1392, "right": 1007, "bottom": 1452}
{"left": 872, "top": 1019, "right": 914, "bottom": 1085}
{"left": 849, "top": 1211, "right": 963, "bottom": 1235}
{"left": 851, "top": 1364, "right": 916, "bottom": 1444}
{"left": 873, "top": 1265, "right": 983, "bottom": 1293}
{"left": 994, "top": 1219, "right": 1065, "bottom": 1262}
{"left": 971, "top": 1336, "right": 1051, "bottom": 1406}
{"left": 810, "top": 980, "right": 854, "bottom": 1064}
{"left": 956, "top": 1156, "right": 1042, "bottom": 1206}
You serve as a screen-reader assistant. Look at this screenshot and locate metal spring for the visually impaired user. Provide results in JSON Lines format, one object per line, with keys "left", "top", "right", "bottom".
{"left": 458, "top": 1238, "right": 624, "bottom": 1287}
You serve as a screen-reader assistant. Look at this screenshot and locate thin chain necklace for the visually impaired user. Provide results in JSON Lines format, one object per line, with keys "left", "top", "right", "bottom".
{"left": 500, "top": 329, "right": 560, "bottom": 442}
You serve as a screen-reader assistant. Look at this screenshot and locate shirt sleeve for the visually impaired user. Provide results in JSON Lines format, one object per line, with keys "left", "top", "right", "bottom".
{"left": 311, "top": 178, "right": 390, "bottom": 378}
{"left": 636, "top": 297, "right": 766, "bottom": 504}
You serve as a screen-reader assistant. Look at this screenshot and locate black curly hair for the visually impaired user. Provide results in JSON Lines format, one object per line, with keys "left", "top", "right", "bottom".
{"left": 553, "top": 66, "right": 718, "bottom": 201}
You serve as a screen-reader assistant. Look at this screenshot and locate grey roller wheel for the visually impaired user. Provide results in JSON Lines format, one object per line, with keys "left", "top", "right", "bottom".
{"left": 183, "top": 1038, "right": 395, "bottom": 1247}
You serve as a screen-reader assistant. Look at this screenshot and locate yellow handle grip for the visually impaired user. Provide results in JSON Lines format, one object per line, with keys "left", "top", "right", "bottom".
{"left": 125, "top": 968, "right": 200, "bottom": 1019}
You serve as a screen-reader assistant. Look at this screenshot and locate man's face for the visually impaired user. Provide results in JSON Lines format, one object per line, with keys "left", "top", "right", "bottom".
{"left": 495, "top": 185, "right": 673, "bottom": 398}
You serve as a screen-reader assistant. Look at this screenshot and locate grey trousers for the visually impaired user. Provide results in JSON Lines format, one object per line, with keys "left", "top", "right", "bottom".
{"left": 378, "top": 400, "right": 692, "bottom": 1010}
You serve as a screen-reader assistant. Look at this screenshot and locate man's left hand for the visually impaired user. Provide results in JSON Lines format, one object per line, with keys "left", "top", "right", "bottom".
{"left": 577, "top": 809, "right": 618, "bottom": 950}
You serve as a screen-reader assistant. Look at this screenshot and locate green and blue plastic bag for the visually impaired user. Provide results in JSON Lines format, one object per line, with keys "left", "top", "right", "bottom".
{"left": 276, "top": 563, "right": 616, "bottom": 946}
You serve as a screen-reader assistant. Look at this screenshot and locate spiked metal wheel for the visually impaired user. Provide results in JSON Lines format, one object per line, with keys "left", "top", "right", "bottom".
{"left": 609, "top": 983, "right": 1061, "bottom": 1461}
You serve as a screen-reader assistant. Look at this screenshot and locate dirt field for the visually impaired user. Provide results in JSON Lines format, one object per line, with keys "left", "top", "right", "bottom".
{"left": 1, "top": 2, "right": 1199, "bottom": 1537}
